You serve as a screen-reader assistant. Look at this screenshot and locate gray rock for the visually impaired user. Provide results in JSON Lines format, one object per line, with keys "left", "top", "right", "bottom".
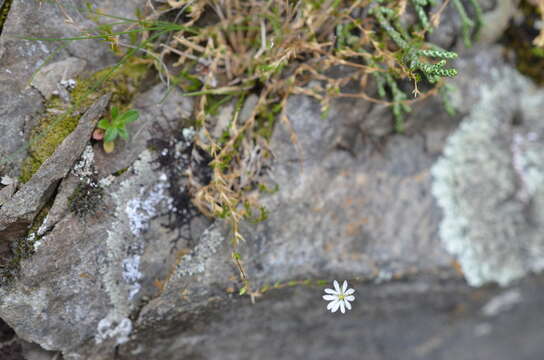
{"left": 0, "top": 1, "right": 543, "bottom": 359}
{"left": 20, "top": 340, "right": 59, "bottom": 360}
{"left": 31, "top": 57, "right": 87, "bottom": 100}
{"left": 0, "top": 318, "right": 24, "bottom": 360}
{"left": 0, "top": 87, "right": 43, "bottom": 178}
{"left": 477, "top": 0, "right": 520, "bottom": 44}
{"left": 0, "top": 85, "right": 195, "bottom": 358}
{"left": 430, "top": 0, "right": 519, "bottom": 49}
{"left": 0, "top": 82, "right": 456, "bottom": 358}
{"left": 0, "top": 94, "right": 110, "bottom": 245}
{"left": 243, "top": 92, "right": 452, "bottom": 285}
{"left": 119, "top": 275, "right": 544, "bottom": 360}
{"left": 0, "top": 182, "right": 16, "bottom": 207}
{"left": 0, "top": 0, "right": 146, "bottom": 178}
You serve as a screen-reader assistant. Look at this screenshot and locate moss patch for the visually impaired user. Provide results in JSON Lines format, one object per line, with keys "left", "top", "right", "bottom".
{"left": 0, "top": 202, "right": 51, "bottom": 284}
{"left": 19, "top": 59, "right": 150, "bottom": 183}
{"left": 502, "top": 0, "right": 544, "bottom": 85}
{"left": 0, "top": 0, "right": 13, "bottom": 35}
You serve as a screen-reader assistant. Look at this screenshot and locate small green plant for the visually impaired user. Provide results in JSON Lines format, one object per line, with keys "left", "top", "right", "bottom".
{"left": 95, "top": 106, "right": 139, "bottom": 153}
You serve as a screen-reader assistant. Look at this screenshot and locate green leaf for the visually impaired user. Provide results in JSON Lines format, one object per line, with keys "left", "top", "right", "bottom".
{"left": 118, "top": 127, "right": 129, "bottom": 140}
{"left": 97, "top": 118, "right": 111, "bottom": 129}
{"left": 118, "top": 109, "right": 139, "bottom": 124}
{"left": 110, "top": 106, "right": 119, "bottom": 119}
{"left": 104, "top": 128, "right": 119, "bottom": 143}
{"left": 239, "top": 286, "right": 247, "bottom": 295}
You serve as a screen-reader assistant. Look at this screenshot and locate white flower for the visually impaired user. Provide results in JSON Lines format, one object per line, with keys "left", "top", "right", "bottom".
{"left": 322, "top": 280, "right": 355, "bottom": 314}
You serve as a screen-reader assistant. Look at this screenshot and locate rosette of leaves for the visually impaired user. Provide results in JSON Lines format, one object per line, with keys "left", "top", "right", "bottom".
{"left": 96, "top": 106, "right": 139, "bottom": 153}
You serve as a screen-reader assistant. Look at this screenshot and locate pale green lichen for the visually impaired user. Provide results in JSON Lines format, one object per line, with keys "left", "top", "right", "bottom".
{"left": 431, "top": 66, "right": 544, "bottom": 286}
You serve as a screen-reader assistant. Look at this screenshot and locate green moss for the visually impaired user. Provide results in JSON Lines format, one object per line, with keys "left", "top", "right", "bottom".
{"left": 19, "top": 96, "right": 80, "bottom": 183}
{"left": 112, "top": 167, "right": 129, "bottom": 176}
{"left": 19, "top": 59, "right": 150, "bottom": 183}
{"left": 255, "top": 102, "right": 282, "bottom": 140}
{"left": 26, "top": 203, "right": 50, "bottom": 238}
{"left": 0, "top": 0, "right": 13, "bottom": 35}
{"left": 502, "top": 0, "right": 544, "bottom": 85}
{"left": 70, "top": 60, "right": 149, "bottom": 112}
{"left": 0, "top": 202, "right": 51, "bottom": 284}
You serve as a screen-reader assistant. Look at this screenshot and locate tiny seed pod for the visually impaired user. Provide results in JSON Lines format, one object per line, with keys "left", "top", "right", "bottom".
{"left": 103, "top": 141, "right": 115, "bottom": 153}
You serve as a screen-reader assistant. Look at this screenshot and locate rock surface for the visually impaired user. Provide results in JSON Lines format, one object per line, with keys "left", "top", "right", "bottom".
{"left": 0, "top": 94, "right": 110, "bottom": 245}
{"left": 0, "top": 1, "right": 543, "bottom": 360}
{"left": 0, "top": 318, "right": 24, "bottom": 360}
{"left": 0, "top": 0, "right": 146, "bottom": 177}
{"left": 31, "top": 57, "right": 87, "bottom": 100}
{"left": 121, "top": 275, "right": 544, "bottom": 360}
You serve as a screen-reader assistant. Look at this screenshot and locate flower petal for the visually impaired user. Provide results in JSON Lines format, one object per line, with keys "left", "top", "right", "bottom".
{"left": 345, "top": 295, "right": 355, "bottom": 302}
{"left": 323, "top": 295, "right": 337, "bottom": 301}
{"left": 324, "top": 288, "right": 336, "bottom": 295}
{"left": 333, "top": 280, "right": 340, "bottom": 293}
{"left": 339, "top": 301, "right": 346, "bottom": 314}
{"left": 327, "top": 299, "right": 338, "bottom": 311}
{"left": 345, "top": 300, "right": 352, "bottom": 310}
{"left": 342, "top": 280, "right": 348, "bottom": 293}
{"left": 345, "top": 288, "right": 355, "bottom": 295}
{"left": 331, "top": 300, "right": 340, "bottom": 313}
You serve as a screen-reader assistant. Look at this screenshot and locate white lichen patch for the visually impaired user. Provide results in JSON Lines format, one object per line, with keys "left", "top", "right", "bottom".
{"left": 511, "top": 132, "right": 543, "bottom": 202}
{"left": 125, "top": 179, "right": 172, "bottom": 236}
{"left": 95, "top": 315, "right": 133, "bottom": 345}
{"left": 60, "top": 78, "right": 77, "bottom": 91}
{"left": 432, "top": 67, "right": 544, "bottom": 286}
{"left": 35, "top": 214, "right": 50, "bottom": 239}
{"left": 0, "top": 175, "right": 16, "bottom": 186}
{"left": 102, "top": 150, "right": 175, "bottom": 321}
{"left": 98, "top": 175, "right": 115, "bottom": 187}
{"left": 182, "top": 127, "right": 196, "bottom": 142}
{"left": 29, "top": 213, "right": 50, "bottom": 250}
{"left": 165, "top": 224, "right": 225, "bottom": 290}
{"left": 482, "top": 289, "right": 522, "bottom": 317}
{"left": 122, "top": 255, "right": 143, "bottom": 301}
{"left": 71, "top": 145, "right": 95, "bottom": 182}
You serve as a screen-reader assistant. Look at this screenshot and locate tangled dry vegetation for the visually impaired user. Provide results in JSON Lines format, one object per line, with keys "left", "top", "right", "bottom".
{"left": 141, "top": 0, "right": 480, "bottom": 296}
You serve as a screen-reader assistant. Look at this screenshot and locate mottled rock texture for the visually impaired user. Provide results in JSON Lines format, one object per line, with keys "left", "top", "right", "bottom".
{"left": 121, "top": 275, "right": 544, "bottom": 360}
{"left": 0, "top": 1, "right": 543, "bottom": 360}
{"left": 0, "top": 94, "right": 110, "bottom": 244}
{"left": 0, "top": 0, "right": 145, "bottom": 177}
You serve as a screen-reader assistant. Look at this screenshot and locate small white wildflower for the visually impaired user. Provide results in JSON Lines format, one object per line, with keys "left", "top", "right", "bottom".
{"left": 323, "top": 280, "right": 355, "bottom": 314}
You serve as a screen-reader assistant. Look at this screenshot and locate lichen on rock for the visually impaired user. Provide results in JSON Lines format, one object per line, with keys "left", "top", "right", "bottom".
{"left": 432, "top": 66, "right": 544, "bottom": 286}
